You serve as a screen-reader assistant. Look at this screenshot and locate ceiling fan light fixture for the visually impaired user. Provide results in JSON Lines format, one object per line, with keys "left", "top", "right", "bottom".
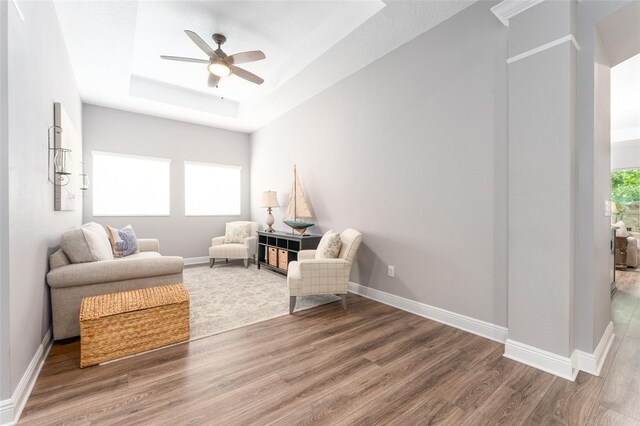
{"left": 208, "top": 62, "right": 231, "bottom": 78}
{"left": 162, "top": 31, "right": 265, "bottom": 86}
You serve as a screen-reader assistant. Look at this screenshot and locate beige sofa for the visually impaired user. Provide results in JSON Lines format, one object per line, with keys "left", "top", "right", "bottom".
{"left": 47, "top": 237, "right": 184, "bottom": 340}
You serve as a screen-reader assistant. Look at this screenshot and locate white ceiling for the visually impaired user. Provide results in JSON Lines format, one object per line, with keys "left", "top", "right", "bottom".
{"left": 611, "top": 53, "right": 640, "bottom": 143}
{"left": 53, "top": 0, "right": 478, "bottom": 133}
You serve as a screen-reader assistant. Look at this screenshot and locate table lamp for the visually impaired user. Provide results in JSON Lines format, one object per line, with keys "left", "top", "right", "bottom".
{"left": 260, "top": 191, "right": 279, "bottom": 233}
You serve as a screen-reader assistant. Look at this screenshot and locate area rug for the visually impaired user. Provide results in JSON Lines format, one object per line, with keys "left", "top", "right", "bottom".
{"left": 184, "top": 264, "right": 340, "bottom": 341}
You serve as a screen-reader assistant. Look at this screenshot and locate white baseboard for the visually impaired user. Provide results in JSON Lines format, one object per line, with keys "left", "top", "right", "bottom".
{"left": 0, "top": 328, "right": 52, "bottom": 426}
{"left": 183, "top": 256, "right": 209, "bottom": 266}
{"left": 347, "top": 282, "right": 508, "bottom": 343}
{"left": 504, "top": 338, "right": 578, "bottom": 381}
{"left": 574, "top": 321, "right": 614, "bottom": 376}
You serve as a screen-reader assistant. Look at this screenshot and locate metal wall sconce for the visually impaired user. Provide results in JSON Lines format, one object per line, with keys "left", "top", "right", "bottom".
{"left": 48, "top": 124, "right": 71, "bottom": 186}
{"left": 79, "top": 162, "right": 90, "bottom": 191}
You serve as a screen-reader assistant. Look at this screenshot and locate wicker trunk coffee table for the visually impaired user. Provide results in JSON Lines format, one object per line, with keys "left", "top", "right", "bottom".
{"left": 79, "top": 283, "right": 190, "bottom": 368}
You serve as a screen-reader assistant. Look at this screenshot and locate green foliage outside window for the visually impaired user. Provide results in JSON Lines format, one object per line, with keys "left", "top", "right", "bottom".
{"left": 612, "top": 169, "right": 640, "bottom": 222}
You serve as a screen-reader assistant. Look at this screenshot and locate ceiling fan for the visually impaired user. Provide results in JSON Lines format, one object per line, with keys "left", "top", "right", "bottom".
{"left": 161, "top": 30, "right": 266, "bottom": 87}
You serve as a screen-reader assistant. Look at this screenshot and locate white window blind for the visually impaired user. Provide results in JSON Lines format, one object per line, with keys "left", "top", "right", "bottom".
{"left": 92, "top": 151, "right": 171, "bottom": 216}
{"left": 184, "top": 161, "right": 241, "bottom": 216}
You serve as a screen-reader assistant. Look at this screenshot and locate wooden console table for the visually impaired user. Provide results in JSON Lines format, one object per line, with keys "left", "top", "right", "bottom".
{"left": 257, "top": 231, "right": 322, "bottom": 275}
{"left": 615, "top": 236, "right": 628, "bottom": 269}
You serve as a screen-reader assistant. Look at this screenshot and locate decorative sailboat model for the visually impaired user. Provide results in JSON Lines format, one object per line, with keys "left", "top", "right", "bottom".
{"left": 283, "top": 166, "right": 314, "bottom": 235}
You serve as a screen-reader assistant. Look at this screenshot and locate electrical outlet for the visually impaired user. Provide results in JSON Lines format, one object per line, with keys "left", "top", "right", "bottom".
{"left": 388, "top": 265, "right": 395, "bottom": 277}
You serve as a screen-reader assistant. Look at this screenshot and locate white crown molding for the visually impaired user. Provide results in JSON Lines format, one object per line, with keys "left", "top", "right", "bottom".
{"left": 0, "top": 329, "right": 52, "bottom": 426}
{"left": 504, "top": 338, "right": 578, "bottom": 381}
{"left": 183, "top": 256, "right": 209, "bottom": 266}
{"left": 575, "top": 321, "right": 614, "bottom": 376}
{"left": 507, "top": 34, "right": 580, "bottom": 64}
{"left": 491, "top": 0, "right": 545, "bottom": 27}
{"left": 347, "top": 282, "right": 508, "bottom": 343}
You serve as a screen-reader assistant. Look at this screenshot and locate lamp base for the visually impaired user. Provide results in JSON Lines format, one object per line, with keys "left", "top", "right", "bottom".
{"left": 265, "top": 209, "right": 275, "bottom": 233}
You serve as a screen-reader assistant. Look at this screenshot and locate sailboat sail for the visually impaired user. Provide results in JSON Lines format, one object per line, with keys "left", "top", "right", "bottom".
{"left": 284, "top": 166, "right": 314, "bottom": 234}
{"left": 285, "top": 173, "right": 312, "bottom": 220}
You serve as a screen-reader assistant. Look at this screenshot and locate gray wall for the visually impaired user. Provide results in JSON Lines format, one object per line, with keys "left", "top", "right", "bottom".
{"left": 82, "top": 105, "right": 250, "bottom": 259}
{"left": 0, "top": 0, "right": 10, "bottom": 403}
{"left": 611, "top": 140, "right": 640, "bottom": 170}
{"left": 250, "top": 2, "right": 509, "bottom": 327}
{"left": 7, "top": 0, "right": 82, "bottom": 394}
{"left": 576, "top": 0, "right": 634, "bottom": 353}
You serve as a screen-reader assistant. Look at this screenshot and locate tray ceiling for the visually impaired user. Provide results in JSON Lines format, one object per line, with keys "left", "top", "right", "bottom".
{"left": 53, "top": 0, "right": 478, "bottom": 132}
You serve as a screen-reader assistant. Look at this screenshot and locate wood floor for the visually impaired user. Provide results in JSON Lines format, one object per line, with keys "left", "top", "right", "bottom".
{"left": 18, "top": 272, "right": 640, "bottom": 425}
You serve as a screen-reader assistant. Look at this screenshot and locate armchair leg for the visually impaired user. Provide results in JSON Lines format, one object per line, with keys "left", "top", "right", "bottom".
{"left": 226, "top": 258, "right": 229, "bottom": 264}
{"left": 289, "top": 296, "right": 297, "bottom": 314}
{"left": 209, "top": 258, "right": 215, "bottom": 268}
{"left": 340, "top": 294, "right": 347, "bottom": 311}
{"left": 244, "top": 259, "right": 248, "bottom": 268}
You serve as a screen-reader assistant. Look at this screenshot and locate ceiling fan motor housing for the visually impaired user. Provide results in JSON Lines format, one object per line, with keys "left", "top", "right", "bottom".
{"left": 212, "top": 33, "right": 227, "bottom": 46}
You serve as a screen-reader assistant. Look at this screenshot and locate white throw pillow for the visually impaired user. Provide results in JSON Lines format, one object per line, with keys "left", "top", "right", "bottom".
{"left": 60, "top": 228, "right": 114, "bottom": 263}
{"left": 82, "top": 222, "right": 113, "bottom": 260}
{"left": 225, "top": 222, "right": 251, "bottom": 244}
{"left": 614, "top": 221, "right": 629, "bottom": 237}
{"left": 315, "top": 230, "right": 342, "bottom": 259}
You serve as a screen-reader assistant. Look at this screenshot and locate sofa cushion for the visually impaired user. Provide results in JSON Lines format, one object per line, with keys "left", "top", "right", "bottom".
{"left": 82, "top": 222, "right": 113, "bottom": 260}
{"left": 117, "top": 251, "right": 161, "bottom": 260}
{"left": 107, "top": 225, "right": 139, "bottom": 257}
{"left": 224, "top": 222, "right": 251, "bottom": 243}
{"left": 315, "top": 230, "right": 342, "bottom": 259}
{"left": 61, "top": 228, "right": 114, "bottom": 263}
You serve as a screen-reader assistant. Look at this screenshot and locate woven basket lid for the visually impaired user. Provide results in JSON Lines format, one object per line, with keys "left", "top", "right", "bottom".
{"left": 80, "top": 284, "right": 189, "bottom": 321}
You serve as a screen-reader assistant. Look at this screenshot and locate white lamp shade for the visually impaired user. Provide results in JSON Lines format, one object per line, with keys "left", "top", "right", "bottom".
{"left": 260, "top": 191, "right": 279, "bottom": 208}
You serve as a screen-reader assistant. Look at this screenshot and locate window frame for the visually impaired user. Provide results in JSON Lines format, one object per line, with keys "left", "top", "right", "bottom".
{"left": 183, "top": 160, "right": 242, "bottom": 217}
{"left": 91, "top": 150, "right": 172, "bottom": 217}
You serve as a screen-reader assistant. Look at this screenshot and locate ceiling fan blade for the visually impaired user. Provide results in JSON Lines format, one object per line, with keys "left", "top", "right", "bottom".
{"left": 184, "top": 30, "right": 218, "bottom": 59}
{"left": 230, "top": 65, "right": 264, "bottom": 85}
{"left": 160, "top": 55, "right": 209, "bottom": 64}
{"left": 208, "top": 73, "right": 220, "bottom": 88}
{"left": 225, "top": 50, "right": 265, "bottom": 65}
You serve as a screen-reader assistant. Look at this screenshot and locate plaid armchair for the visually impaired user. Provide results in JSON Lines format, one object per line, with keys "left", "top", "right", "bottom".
{"left": 287, "top": 228, "right": 362, "bottom": 313}
{"left": 209, "top": 221, "right": 258, "bottom": 268}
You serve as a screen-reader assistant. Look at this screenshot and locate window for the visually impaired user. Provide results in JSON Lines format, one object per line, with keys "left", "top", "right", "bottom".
{"left": 92, "top": 151, "right": 170, "bottom": 216}
{"left": 612, "top": 169, "right": 640, "bottom": 231}
{"left": 185, "top": 161, "right": 241, "bottom": 216}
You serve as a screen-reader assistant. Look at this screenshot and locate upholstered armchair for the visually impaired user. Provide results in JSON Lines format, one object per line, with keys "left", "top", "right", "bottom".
{"left": 288, "top": 228, "right": 362, "bottom": 314}
{"left": 629, "top": 233, "right": 640, "bottom": 268}
{"left": 209, "top": 221, "right": 258, "bottom": 268}
{"left": 614, "top": 220, "right": 640, "bottom": 268}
